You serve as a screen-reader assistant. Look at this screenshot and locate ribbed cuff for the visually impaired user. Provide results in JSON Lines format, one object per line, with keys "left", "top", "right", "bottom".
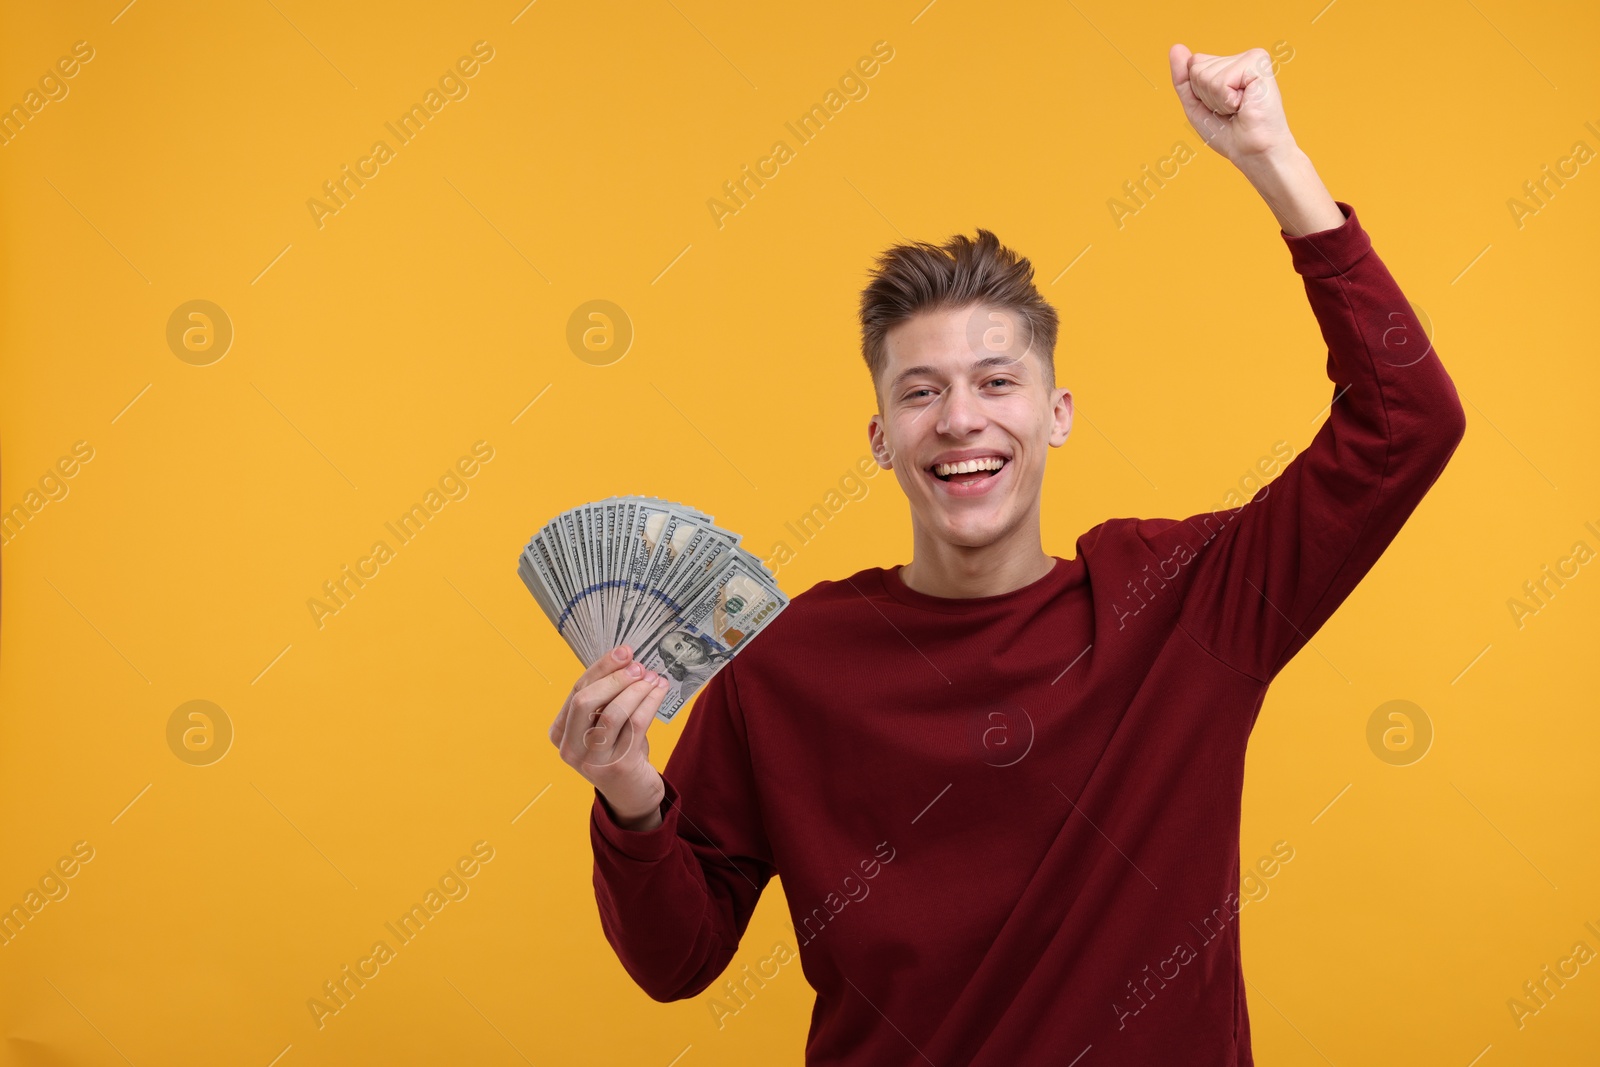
{"left": 1281, "top": 200, "right": 1372, "bottom": 279}
{"left": 591, "top": 777, "right": 681, "bottom": 863}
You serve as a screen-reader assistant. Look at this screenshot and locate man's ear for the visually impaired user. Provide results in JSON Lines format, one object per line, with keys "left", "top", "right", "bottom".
{"left": 868, "top": 413, "right": 893, "bottom": 470}
{"left": 1048, "top": 387, "right": 1073, "bottom": 447}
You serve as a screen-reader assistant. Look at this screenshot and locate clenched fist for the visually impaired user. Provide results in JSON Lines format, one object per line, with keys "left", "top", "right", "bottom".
{"left": 1168, "top": 44, "right": 1295, "bottom": 168}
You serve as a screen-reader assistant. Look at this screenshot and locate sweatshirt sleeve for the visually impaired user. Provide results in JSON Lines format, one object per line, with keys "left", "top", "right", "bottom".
{"left": 588, "top": 659, "right": 776, "bottom": 1001}
{"left": 1140, "top": 201, "right": 1467, "bottom": 684}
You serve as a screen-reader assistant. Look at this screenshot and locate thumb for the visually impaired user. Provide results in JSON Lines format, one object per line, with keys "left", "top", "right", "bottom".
{"left": 1167, "top": 41, "right": 1218, "bottom": 140}
{"left": 1167, "top": 43, "right": 1194, "bottom": 94}
{"left": 1168, "top": 43, "right": 1210, "bottom": 126}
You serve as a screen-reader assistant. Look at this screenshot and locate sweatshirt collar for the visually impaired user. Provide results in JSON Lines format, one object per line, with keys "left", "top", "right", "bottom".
{"left": 877, "top": 556, "right": 1077, "bottom": 613}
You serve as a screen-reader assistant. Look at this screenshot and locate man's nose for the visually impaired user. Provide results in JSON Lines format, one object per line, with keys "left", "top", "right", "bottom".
{"left": 937, "top": 383, "right": 985, "bottom": 435}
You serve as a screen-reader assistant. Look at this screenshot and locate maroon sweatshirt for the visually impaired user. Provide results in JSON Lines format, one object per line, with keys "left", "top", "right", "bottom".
{"left": 588, "top": 202, "right": 1466, "bottom": 1065}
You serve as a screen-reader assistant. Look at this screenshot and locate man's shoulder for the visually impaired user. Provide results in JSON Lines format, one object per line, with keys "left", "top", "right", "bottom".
{"left": 1099, "top": 509, "right": 1244, "bottom": 539}
{"left": 1075, "top": 514, "right": 1157, "bottom": 551}
{"left": 1073, "top": 514, "right": 1224, "bottom": 566}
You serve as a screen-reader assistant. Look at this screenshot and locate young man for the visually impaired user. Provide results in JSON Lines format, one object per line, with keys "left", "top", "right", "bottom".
{"left": 550, "top": 44, "right": 1466, "bottom": 1065}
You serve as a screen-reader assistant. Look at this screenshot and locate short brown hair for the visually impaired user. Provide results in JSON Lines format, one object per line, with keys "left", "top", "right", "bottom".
{"left": 858, "top": 228, "right": 1060, "bottom": 401}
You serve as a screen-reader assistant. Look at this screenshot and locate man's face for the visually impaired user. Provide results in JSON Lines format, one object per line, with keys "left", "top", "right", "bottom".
{"left": 867, "top": 303, "right": 1072, "bottom": 550}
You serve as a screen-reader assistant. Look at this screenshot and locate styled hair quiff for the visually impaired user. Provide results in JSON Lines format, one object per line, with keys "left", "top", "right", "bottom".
{"left": 857, "top": 228, "right": 1060, "bottom": 402}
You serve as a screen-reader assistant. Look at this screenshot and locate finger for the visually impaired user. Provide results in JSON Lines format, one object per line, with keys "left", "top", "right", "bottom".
{"left": 571, "top": 661, "right": 658, "bottom": 737}
{"left": 611, "top": 675, "right": 673, "bottom": 764}
{"left": 1167, "top": 43, "right": 1193, "bottom": 94}
{"left": 594, "top": 676, "right": 673, "bottom": 769}
{"left": 1169, "top": 45, "right": 1232, "bottom": 144}
{"left": 1200, "top": 52, "right": 1260, "bottom": 116}
{"left": 551, "top": 645, "right": 633, "bottom": 745}
{"left": 580, "top": 676, "right": 664, "bottom": 764}
{"left": 1168, "top": 44, "right": 1210, "bottom": 117}
{"left": 1229, "top": 48, "right": 1278, "bottom": 107}
{"left": 1185, "top": 52, "right": 1237, "bottom": 115}
{"left": 1219, "top": 51, "right": 1260, "bottom": 110}
{"left": 563, "top": 663, "right": 652, "bottom": 750}
{"left": 625, "top": 675, "right": 672, "bottom": 737}
{"left": 578, "top": 644, "right": 633, "bottom": 692}
{"left": 579, "top": 681, "right": 659, "bottom": 764}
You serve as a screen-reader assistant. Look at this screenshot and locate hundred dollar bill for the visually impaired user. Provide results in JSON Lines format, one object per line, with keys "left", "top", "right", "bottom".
{"left": 630, "top": 553, "right": 789, "bottom": 722}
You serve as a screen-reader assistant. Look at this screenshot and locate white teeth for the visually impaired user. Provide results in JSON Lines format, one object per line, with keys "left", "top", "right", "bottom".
{"left": 933, "top": 456, "right": 1006, "bottom": 476}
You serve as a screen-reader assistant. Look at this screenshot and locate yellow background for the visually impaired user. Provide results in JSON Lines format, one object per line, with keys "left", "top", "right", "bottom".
{"left": 3, "top": 0, "right": 1597, "bottom": 1064}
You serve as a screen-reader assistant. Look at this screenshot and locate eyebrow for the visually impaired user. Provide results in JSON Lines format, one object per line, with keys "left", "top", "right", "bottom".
{"left": 888, "top": 354, "right": 1026, "bottom": 395}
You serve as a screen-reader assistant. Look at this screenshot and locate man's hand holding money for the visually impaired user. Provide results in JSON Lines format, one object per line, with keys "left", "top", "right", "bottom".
{"left": 549, "top": 642, "right": 671, "bottom": 831}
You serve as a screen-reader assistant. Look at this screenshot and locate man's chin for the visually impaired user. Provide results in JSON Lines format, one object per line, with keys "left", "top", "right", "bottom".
{"left": 919, "top": 508, "right": 1011, "bottom": 547}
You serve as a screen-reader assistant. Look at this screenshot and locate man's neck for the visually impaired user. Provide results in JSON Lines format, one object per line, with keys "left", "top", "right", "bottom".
{"left": 899, "top": 529, "right": 1056, "bottom": 600}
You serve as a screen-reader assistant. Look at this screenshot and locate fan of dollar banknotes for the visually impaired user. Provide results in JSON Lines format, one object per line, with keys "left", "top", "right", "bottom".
{"left": 518, "top": 495, "right": 790, "bottom": 723}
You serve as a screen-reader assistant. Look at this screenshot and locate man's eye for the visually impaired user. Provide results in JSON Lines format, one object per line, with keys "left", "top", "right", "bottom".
{"left": 987, "top": 377, "right": 1014, "bottom": 388}
{"left": 905, "top": 388, "right": 933, "bottom": 399}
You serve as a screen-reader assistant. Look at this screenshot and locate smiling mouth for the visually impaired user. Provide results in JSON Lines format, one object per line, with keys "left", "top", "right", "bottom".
{"left": 929, "top": 458, "right": 1009, "bottom": 485}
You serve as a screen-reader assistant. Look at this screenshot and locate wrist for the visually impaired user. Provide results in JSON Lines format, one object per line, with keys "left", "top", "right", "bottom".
{"left": 600, "top": 784, "right": 666, "bottom": 832}
{"left": 615, "top": 808, "right": 664, "bottom": 832}
{"left": 1233, "top": 140, "right": 1306, "bottom": 185}
{"left": 1233, "top": 142, "right": 1345, "bottom": 237}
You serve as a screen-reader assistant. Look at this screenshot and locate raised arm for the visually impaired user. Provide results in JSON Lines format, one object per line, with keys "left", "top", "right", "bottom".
{"left": 1133, "top": 46, "right": 1467, "bottom": 683}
